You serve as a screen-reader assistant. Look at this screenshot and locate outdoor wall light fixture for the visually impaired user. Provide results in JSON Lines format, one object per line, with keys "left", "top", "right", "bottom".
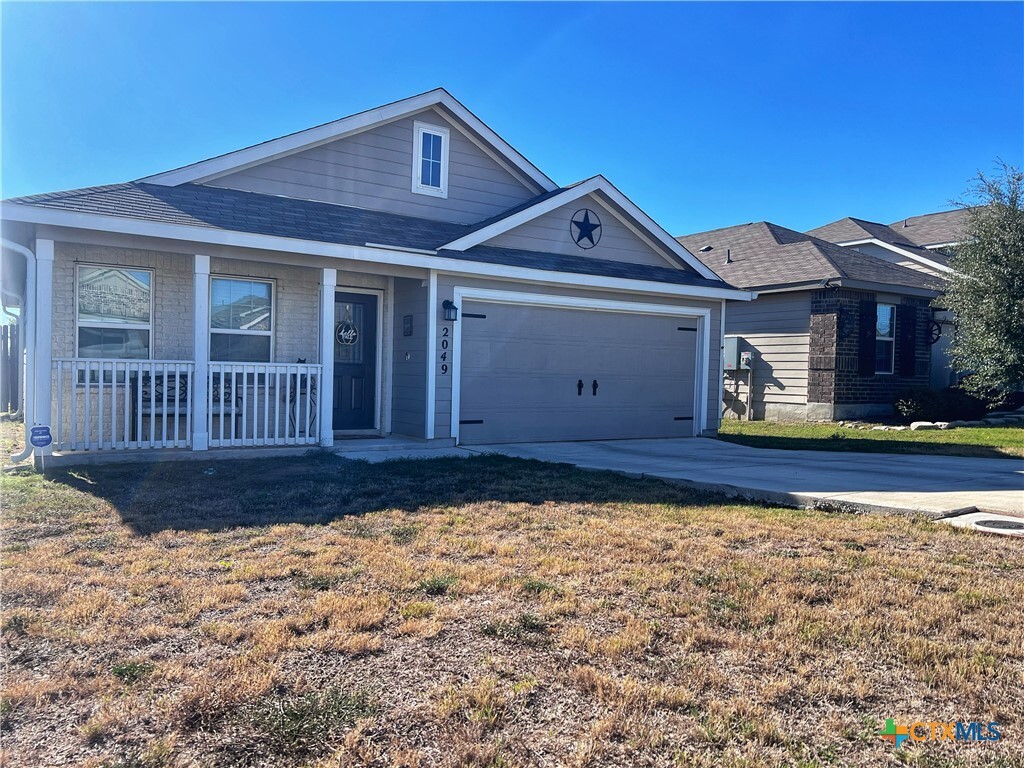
{"left": 442, "top": 299, "right": 459, "bottom": 322}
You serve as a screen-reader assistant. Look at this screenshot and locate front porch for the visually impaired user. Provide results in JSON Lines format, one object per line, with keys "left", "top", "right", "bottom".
{"left": 31, "top": 240, "right": 424, "bottom": 460}
{"left": 50, "top": 358, "right": 322, "bottom": 452}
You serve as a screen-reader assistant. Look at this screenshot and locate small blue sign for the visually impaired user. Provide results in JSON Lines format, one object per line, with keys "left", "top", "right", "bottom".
{"left": 30, "top": 426, "right": 52, "bottom": 448}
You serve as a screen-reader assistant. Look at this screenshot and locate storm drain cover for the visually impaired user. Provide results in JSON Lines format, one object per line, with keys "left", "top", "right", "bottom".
{"left": 975, "top": 519, "right": 1024, "bottom": 531}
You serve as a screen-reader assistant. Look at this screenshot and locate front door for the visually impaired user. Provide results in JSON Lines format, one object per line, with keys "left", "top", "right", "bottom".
{"left": 333, "top": 292, "right": 378, "bottom": 431}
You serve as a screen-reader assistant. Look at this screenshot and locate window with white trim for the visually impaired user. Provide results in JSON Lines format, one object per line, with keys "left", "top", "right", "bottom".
{"left": 76, "top": 265, "right": 153, "bottom": 359}
{"left": 412, "top": 121, "right": 449, "bottom": 198}
{"left": 210, "top": 277, "right": 274, "bottom": 362}
{"left": 875, "top": 303, "right": 895, "bottom": 374}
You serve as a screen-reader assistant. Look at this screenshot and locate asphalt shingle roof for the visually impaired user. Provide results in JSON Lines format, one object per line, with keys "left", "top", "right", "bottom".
{"left": 806, "top": 217, "right": 912, "bottom": 247}
{"left": 439, "top": 245, "right": 728, "bottom": 288}
{"left": 6, "top": 182, "right": 469, "bottom": 250}
{"left": 806, "top": 216, "right": 952, "bottom": 267}
{"left": 677, "top": 221, "right": 943, "bottom": 293}
{"left": 889, "top": 209, "right": 969, "bottom": 248}
{"left": 4, "top": 182, "right": 726, "bottom": 289}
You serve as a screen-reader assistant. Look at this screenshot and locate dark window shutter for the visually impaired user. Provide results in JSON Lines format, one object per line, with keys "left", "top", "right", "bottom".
{"left": 857, "top": 300, "right": 876, "bottom": 377}
{"left": 898, "top": 304, "right": 917, "bottom": 377}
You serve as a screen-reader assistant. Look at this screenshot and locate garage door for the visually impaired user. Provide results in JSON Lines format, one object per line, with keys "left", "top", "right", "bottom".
{"left": 457, "top": 300, "right": 699, "bottom": 444}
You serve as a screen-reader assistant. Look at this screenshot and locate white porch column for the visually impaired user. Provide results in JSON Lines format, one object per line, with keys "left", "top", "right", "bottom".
{"left": 318, "top": 268, "right": 337, "bottom": 447}
{"left": 32, "top": 239, "right": 54, "bottom": 463}
{"left": 425, "top": 270, "right": 436, "bottom": 440}
{"left": 192, "top": 255, "right": 210, "bottom": 450}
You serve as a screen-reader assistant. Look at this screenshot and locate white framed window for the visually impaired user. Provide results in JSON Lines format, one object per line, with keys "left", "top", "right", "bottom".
{"left": 75, "top": 264, "right": 153, "bottom": 360}
{"left": 875, "top": 303, "right": 895, "bottom": 374}
{"left": 411, "top": 121, "right": 449, "bottom": 198}
{"left": 210, "top": 276, "right": 274, "bottom": 362}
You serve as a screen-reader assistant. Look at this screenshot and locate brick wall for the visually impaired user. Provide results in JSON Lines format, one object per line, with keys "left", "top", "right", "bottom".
{"left": 53, "top": 242, "right": 194, "bottom": 359}
{"left": 808, "top": 288, "right": 931, "bottom": 410}
{"left": 53, "top": 244, "right": 330, "bottom": 364}
{"left": 210, "top": 257, "right": 321, "bottom": 363}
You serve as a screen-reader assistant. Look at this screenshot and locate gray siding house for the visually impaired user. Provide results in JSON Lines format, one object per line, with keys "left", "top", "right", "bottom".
{"left": 678, "top": 223, "right": 942, "bottom": 421}
{"left": 2, "top": 89, "right": 749, "bottom": 461}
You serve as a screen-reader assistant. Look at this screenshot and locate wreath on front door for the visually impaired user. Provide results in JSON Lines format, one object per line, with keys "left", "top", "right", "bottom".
{"left": 336, "top": 321, "right": 359, "bottom": 346}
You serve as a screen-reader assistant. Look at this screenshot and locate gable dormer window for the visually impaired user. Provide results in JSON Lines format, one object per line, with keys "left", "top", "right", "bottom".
{"left": 412, "top": 121, "right": 449, "bottom": 198}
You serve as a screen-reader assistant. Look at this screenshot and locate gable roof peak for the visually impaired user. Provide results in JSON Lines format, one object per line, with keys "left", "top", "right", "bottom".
{"left": 138, "top": 88, "right": 557, "bottom": 193}
{"left": 439, "top": 175, "right": 722, "bottom": 281}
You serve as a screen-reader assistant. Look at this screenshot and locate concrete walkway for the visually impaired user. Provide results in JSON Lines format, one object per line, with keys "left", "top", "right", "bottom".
{"left": 461, "top": 438, "right": 1024, "bottom": 520}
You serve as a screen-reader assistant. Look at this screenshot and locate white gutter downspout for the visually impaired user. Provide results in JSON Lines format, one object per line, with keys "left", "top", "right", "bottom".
{"left": 2, "top": 238, "right": 35, "bottom": 463}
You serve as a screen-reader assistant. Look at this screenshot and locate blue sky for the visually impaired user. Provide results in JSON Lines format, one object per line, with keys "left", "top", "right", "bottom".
{"left": 2, "top": 2, "right": 1021, "bottom": 234}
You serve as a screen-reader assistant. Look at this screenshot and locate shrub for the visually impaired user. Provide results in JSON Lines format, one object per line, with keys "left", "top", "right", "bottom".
{"left": 994, "top": 390, "right": 1024, "bottom": 411}
{"left": 894, "top": 387, "right": 986, "bottom": 423}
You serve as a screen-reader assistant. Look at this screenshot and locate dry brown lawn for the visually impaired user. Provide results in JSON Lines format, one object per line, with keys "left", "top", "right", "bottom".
{"left": 1, "top": 441, "right": 1022, "bottom": 767}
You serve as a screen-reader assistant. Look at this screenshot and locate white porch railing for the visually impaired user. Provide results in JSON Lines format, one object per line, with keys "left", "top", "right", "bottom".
{"left": 52, "top": 359, "right": 195, "bottom": 451}
{"left": 51, "top": 359, "right": 323, "bottom": 452}
{"left": 207, "top": 362, "right": 321, "bottom": 448}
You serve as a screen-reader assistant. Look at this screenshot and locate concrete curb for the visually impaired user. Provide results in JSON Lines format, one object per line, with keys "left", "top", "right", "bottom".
{"left": 5, "top": 438, "right": 457, "bottom": 469}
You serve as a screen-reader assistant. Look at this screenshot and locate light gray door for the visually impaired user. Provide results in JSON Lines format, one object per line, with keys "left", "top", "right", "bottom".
{"left": 458, "top": 301, "right": 698, "bottom": 444}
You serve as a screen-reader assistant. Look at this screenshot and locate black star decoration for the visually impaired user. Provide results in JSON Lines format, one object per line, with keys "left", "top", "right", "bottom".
{"left": 571, "top": 209, "right": 602, "bottom": 248}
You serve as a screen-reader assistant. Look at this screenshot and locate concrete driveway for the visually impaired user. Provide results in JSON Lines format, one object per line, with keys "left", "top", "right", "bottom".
{"left": 462, "top": 438, "right": 1024, "bottom": 519}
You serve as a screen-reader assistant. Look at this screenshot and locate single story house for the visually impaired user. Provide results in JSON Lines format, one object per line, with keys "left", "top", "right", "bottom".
{"left": 1, "top": 88, "right": 750, "bottom": 462}
{"left": 677, "top": 222, "right": 943, "bottom": 421}
{"left": 808, "top": 210, "right": 969, "bottom": 389}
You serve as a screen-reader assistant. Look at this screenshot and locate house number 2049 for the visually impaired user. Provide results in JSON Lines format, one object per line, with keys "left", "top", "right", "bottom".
{"left": 439, "top": 327, "right": 449, "bottom": 375}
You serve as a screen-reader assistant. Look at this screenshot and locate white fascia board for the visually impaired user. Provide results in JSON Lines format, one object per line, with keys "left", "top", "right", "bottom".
{"left": 435, "top": 94, "right": 556, "bottom": 193}
{"left": 440, "top": 175, "right": 723, "bottom": 282}
{"left": 452, "top": 286, "right": 716, "bottom": 318}
{"left": 594, "top": 180, "right": 722, "bottom": 281}
{"left": 832, "top": 278, "right": 942, "bottom": 298}
{"left": 0, "top": 203, "right": 753, "bottom": 302}
{"left": 439, "top": 183, "right": 582, "bottom": 250}
{"left": 139, "top": 89, "right": 557, "bottom": 193}
{"left": 840, "top": 238, "right": 953, "bottom": 275}
{"left": 748, "top": 281, "right": 830, "bottom": 295}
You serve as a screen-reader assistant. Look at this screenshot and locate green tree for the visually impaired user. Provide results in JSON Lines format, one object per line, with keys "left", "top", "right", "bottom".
{"left": 943, "top": 162, "right": 1024, "bottom": 404}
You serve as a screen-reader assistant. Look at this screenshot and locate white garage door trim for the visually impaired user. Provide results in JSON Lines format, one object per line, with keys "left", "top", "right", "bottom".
{"left": 450, "top": 286, "right": 711, "bottom": 444}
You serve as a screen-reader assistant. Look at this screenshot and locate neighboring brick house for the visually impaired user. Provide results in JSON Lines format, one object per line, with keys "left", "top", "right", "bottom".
{"left": 808, "top": 209, "right": 969, "bottom": 389}
{"left": 677, "top": 222, "right": 942, "bottom": 421}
